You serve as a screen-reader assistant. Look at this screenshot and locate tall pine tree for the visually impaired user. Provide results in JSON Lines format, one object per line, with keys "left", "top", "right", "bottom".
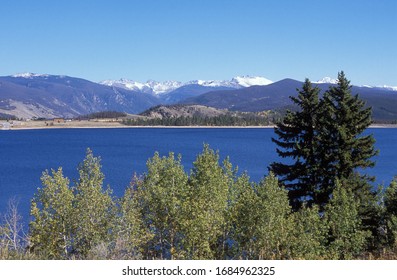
{"left": 271, "top": 72, "right": 378, "bottom": 212}
{"left": 270, "top": 78, "right": 321, "bottom": 209}
{"left": 318, "top": 71, "right": 378, "bottom": 206}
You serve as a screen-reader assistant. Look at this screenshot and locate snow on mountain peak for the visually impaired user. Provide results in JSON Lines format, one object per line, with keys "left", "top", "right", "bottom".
{"left": 315, "top": 77, "right": 338, "bottom": 84}
{"left": 100, "top": 75, "right": 274, "bottom": 95}
{"left": 101, "top": 79, "right": 183, "bottom": 95}
{"left": 146, "top": 80, "right": 183, "bottom": 94}
{"left": 362, "top": 84, "right": 397, "bottom": 92}
{"left": 232, "top": 76, "right": 273, "bottom": 87}
{"left": 11, "top": 72, "right": 49, "bottom": 78}
{"left": 375, "top": 85, "right": 397, "bottom": 91}
{"left": 185, "top": 79, "right": 238, "bottom": 88}
{"left": 315, "top": 77, "right": 397, "bottom": 91}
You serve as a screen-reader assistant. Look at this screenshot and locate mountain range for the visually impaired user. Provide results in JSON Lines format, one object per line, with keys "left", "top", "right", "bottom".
{"left": 181, "top": 79, "right": 397, "bottom": 121}
{"left": 100, "top": 75, "right": 273, "bottom": 95}
{"left": 1, "top": 73, "right": 396, "bottom": 121}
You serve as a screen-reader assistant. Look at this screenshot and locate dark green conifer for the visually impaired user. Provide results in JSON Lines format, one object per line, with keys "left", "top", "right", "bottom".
{"left": 318, "top": 72, "right": 378, "bottom": 207}
{"left": 271, "top": 72, "right": 378, "bottom": 214}
{"left": 270, "top": 79, "right": 321, "bottom": 209}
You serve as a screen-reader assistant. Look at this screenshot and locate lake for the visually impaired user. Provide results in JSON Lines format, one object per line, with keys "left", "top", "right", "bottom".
{"left": 0, "top": 127, "right": 396, "bottom": 222}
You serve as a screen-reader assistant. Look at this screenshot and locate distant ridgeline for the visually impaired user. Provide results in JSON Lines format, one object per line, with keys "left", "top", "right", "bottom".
{"left": 122, "top": 114, "right": 272, "bottom": 126}
{"left": 1, "top": 74, "right": 397, "bottom": 123}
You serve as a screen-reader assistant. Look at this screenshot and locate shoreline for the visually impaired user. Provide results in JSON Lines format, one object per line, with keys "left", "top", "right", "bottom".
{"left": 3, "top": 125, "right": 397, "bottom": 131}
{"left": 2, "top": 124, "right": 277, "bottom": 130}
{"left": 2, "top": 120, "right": 397, "bottom": 131}
{"left": 369, "top": 124, "right": 397, "bottom": 128}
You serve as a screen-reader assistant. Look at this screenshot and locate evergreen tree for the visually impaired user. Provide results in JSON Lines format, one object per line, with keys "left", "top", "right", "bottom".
{"left": 318, "top": 72, "right": 377, "bottom": 198}
{"left": 271, "top": 72, "right": 378, "bottom": 212}
{"left": 319, "top": 72, "right": 379, "bottom": 238}
{"left": 385, "top": 178, "right": 397, "bottom": 216}
{"left": 270, "top": 79, "right": 321, "bottom": 209}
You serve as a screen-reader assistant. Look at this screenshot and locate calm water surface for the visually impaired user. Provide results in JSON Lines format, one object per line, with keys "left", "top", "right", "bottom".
{"left": 0, "top": 127, "right": 396, "bottom": 221}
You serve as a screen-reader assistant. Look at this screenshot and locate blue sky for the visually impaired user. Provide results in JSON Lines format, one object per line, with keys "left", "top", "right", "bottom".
{"left": 1, "top": 0, "right": 396, "bottom": 85}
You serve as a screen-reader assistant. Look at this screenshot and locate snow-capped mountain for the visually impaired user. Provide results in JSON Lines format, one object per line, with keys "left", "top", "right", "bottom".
{"left": 101, "top": 79, "right": 183, "bottom": 95}
{"left": 100, "top": 76, "right": 273, "bottom": 95}
{"left": 315, "top": 77, "right": 338, "bottom": 84}
{"left": 184, "top": 79, "right": 238, "bottom": 88}
{"left": 315, "top": 77, "right": 397, "bottom": 92}
{"left": 11, "top": 72, "right": 50, "bottom": 78}
{"left": 364, "top": 85, "right": 397, "bottom": 92}
{"left": 183, "top": 76, "right": 273, "bottom": 88}
{"left": 3, "top": 72, "right": 397, "bottom": 120}
{"left": 231, "top": 76, "right": 273, "bottom": 87}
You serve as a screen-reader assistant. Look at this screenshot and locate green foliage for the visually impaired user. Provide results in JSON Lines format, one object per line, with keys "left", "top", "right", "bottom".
{"left": 269, "top": 73, "right": 383, "bottom": 258}
{"left": 218, "top": 158, "right": 240, "bottom": 259}
{"left": 73, "top": 149, "right": 115, "bottom": 258}
{"left": 115, "top": 145, "right": 240, "bottom": 260}
{"left": 29, "top": 168, "right": 74, "bottom": 259}
{"left": 318, "top": 72, "right": 380, "bottom": 240}
{"left": 78, "top": 111, "right": 127, "bottom": 120}
{"left": 384, "top": 178, "right": 397, "bottom": 245}
{"left": 271, "top": 72, "right": 378, "bottom": 216}
{"left": 252, "top": 173, "right": 294, "bottom": 259}
{"left": 183, "top": 144, "right": 230, "bottom": 259}
{"left": 270, "top": 79, "right": 321, "bottom": 209}
{"left": 384, "top": 178, "right": 397, "bottom": 216}
{"left": 290, "top": 205, "right": 328, "bottom": 259}
{"left": 123, "top": 112, "right": 275, "bottom": 126}
{"left": 387, "top": 215, "right": 397, "bottom": 246}
{"left": 29, "top": 149, "right": 115, "bottom": 259}
{"left": 325, "top": 182, "right": 370, "bottom": 259}
{"left": 229, "top": 174, "right": 259, "bottom": 258}
{"left": 112, "top": 179, "right": 153, "bottom": 259}
{"left": 141, "top": 152, "right": 189, "bottom": 259}
{"left": 319, "top": 72, "right": 377, "bottom": 202}
{"left": 231, "top": 173, "right": 294, "bottom": 259}
{"left": 6, "top": 141, "right": 396, "bottom": 260}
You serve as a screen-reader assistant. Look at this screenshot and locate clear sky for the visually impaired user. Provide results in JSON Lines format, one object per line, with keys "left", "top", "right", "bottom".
{"left": 1, "top": 0, "right": 396, "bottom": 86}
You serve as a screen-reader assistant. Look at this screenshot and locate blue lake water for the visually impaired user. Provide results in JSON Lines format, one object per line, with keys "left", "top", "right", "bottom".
{"left": 0, "top": 127, "right": 396, "bottom": 222}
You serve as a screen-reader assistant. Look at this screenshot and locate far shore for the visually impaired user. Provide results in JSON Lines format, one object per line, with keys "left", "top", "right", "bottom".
{"left": 2, "top": 124, "right": 277, "bottom": 130}
{"left": 369, "top": 124, "right": 397, "bottom": 128}
{"left": 1, "top": 119, "right": 397, "bottom": 130}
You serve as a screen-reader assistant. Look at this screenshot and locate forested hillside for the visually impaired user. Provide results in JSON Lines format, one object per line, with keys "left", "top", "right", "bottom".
{"left": 123, "top": 105, "right": 278, "bottom": 126}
